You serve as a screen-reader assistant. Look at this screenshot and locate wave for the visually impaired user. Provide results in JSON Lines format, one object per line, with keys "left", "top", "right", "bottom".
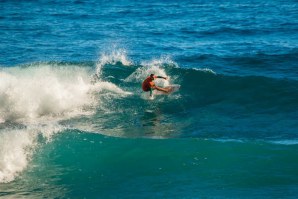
{"left": 0, "top": 62, "right": 133, "bottom": 124}
{"left": 0, "top": 64, "right": 95, "bottom": 123}
{"left": 178, "top": 50, "right": 298, "bottom": 80}
{"left": 179, "top": 49, "right": 298, "bottom": 67}
{"left": 269, "top": 139, "right": 298, "bottom": 146}
{"left": 1, "top": 58, "right": 296, "bottom": 131}
{"left": 0, "top": 54, "right": 297, "bottom": 183}
{"left": 1, "top": 58, "right": 297, "bottom": 128}
{"left": 179, "top": 68, "right": 298, "bottom": 108}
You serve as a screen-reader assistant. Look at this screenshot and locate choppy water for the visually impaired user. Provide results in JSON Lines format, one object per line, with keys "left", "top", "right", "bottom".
{"left": 0, "top": 0, "right": 298, "bottom": 198}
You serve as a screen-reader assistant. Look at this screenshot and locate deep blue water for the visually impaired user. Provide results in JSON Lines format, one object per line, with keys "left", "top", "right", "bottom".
{"left": 0, "top": 0, "right": 298, "bottom": 198}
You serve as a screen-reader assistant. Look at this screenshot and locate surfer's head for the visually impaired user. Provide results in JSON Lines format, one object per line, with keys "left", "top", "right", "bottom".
{"left": 150, "top": 74, "right": 155, "bottom": 80}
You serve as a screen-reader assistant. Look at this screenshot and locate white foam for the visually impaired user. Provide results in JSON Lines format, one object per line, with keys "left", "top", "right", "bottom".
{"left": 269, "top": 140, "right": 298, "bottom": 145}
{"left": 193, "top": 67, "right": 216, "bottom": 74}
{"left": 211, "top": 138, "right": 244, "bottom": 143}
{"left": 0, "top": 63, "right": 132, "bottom": 123}
{"left": 0, "top": 124, "right": 63, "bottom": 183}
{"left": 140, "top": 56, "right": 178, "bottom": 69}
{"left": 94, "top": 81, "right": 132, "bottom": 96}
{"left": 0, "top": 65, "right": 97, "bottom": 123}
{"left": 0, "top": 129, "right": 34, "bottom": 183}
{"left": 124, "top": 57, "right": 178, "bottom": 87}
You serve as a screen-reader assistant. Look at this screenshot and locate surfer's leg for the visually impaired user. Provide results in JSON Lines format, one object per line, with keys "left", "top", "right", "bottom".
{"left": 155, "top": 86, "right": 169, "bottom": 93}
{"left": 149, "top": 88, "right": 153, "bottom": 96}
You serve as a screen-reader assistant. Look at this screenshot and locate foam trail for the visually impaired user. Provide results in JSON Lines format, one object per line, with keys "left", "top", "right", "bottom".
{"left": 95, "top": 81, "right": 132, "bottom": 95}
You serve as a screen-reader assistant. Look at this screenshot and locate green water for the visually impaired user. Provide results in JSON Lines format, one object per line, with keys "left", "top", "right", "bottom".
{"left": 1, "top": 131, "right": 297, "bottom": 198}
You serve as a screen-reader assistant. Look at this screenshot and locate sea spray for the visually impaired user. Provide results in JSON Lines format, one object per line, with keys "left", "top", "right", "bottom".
{"left": 0, "top": 64, "right": 98, "bottom": 123}
{"left": 124, "top": 56, "right": 179, "bottom": 87}
{"left": 96, "top": 48, "right": 132, "bottom": 79}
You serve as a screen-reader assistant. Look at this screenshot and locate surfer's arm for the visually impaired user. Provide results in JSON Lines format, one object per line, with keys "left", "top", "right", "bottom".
{"left": 154, "top": 76, "right": 168, "bottom": 80}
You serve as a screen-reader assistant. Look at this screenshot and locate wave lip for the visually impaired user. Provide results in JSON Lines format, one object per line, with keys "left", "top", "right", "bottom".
{"left": 96, "top": 48, "right": 133, "bottom": 78}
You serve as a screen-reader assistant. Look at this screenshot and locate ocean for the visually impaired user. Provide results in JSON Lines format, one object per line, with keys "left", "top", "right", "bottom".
{"left": 0, "top": 0, "right": 298, "bottom": 198}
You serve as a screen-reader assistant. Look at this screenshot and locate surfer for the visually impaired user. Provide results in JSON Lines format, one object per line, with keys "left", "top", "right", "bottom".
{"left": 142, "top": 74, "right": 169, "bottom": 97}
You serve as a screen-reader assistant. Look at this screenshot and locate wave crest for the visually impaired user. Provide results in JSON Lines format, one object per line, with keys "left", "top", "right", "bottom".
{"left": 96, "top": 48, "right": 132, "bottom": 78}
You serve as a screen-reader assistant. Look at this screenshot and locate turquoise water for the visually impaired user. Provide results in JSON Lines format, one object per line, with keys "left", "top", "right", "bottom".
{"left": 2, "top": 131, "right": 298, "bottom": 198}
{"left": 0, "top": 0, "right": 298, "bottom": 198}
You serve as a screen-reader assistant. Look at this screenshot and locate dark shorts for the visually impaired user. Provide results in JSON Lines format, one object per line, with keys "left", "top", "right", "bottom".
{"left": 144, "top": 87, "right": 152, "bottom": 92}
{"left": 144, "top": 87, "right": 153, "bottom": 95}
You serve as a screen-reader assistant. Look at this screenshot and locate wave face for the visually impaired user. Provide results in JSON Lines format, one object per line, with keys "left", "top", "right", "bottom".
{"left": 0, "top": 58, "right": 297, "bottom": 188}
{"left": 1, "top": 60, "right": 296, "bottom": 132}
{"left": 89, "top": 61, "right": 298, "bottom": 141}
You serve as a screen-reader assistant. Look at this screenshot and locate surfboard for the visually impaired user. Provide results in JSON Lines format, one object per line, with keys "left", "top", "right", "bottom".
{"left": 166, "top": 84, "right": 180, "bottom": 93}
{"left": 154, "top": 84, "right": 180, "bottom": 95}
